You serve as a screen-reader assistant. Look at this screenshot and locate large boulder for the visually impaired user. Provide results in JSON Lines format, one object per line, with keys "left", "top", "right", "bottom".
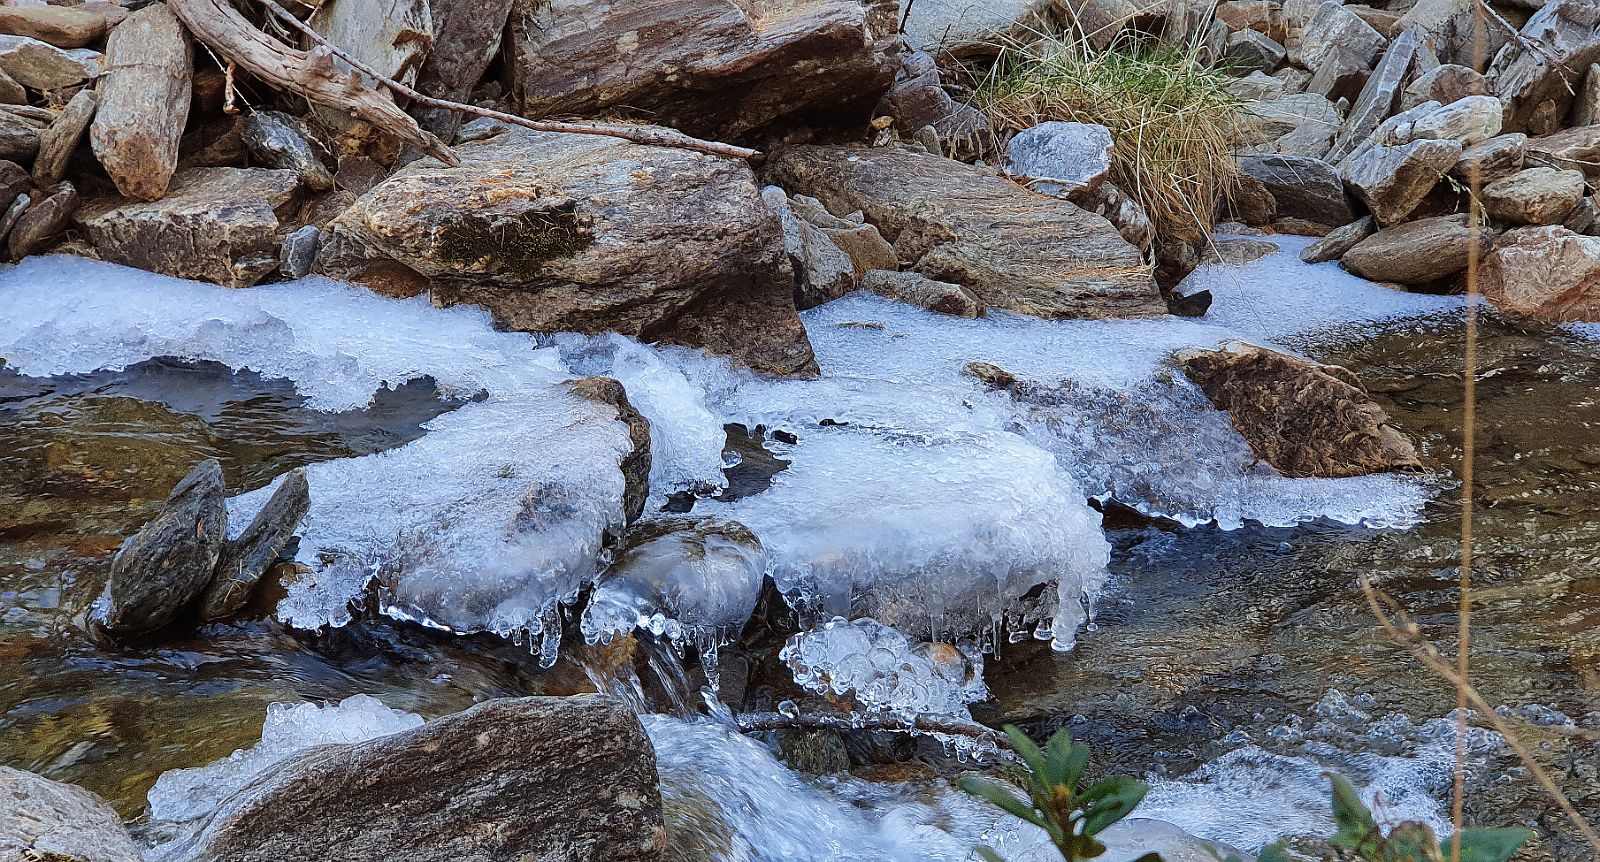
{"left": 1179, "top": 342, "right": 1422, "bottom": 479}
{"left": 317, "top": 121, "right": 815, "bottom": 376}
{"left": 169, "top": 696, "right": 664, "bottom": 862}
{"left": 901, "top": 0, "right": 1053, "bottom": 56}
{"left": 507, "top": 0, "right": 900, "bottom": 142}
{"left": 95, "top": 458, "right": 227, "bottom": 637}
{"left": 764, "top": 145, "right": 1159, "bottom": 317}
{"left": 1340, "top": 213, "right": 1479, "bottom": 284}
{"left": 1342, "top": 137, "right": 1462, "bottom": 225}
{"left": 76, "top": 167, "right": 302, "bottom": 287}
{"left": 1481, "top": 166, "right": 1587, "bottom": 224}
{"left": 1, "top": 766, "right": 141, "bottom": 862}
{"left": 1489, "top": 0, "right": 1600, "bottom": 135}
{"left": 1481, "top": 225, "right": 1600, "bottom": 320}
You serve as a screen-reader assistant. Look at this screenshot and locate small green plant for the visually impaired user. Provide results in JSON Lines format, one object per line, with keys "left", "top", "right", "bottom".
{"left": 958, "top": 725, "right": 1161, "bottom": 862}
{"left": 1246, "top": 774, "right": 1532, "bottom": 862}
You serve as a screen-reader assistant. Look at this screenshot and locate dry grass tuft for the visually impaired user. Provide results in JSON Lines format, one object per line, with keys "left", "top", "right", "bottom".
{"left": 969, "top": 33, "right": 1244, "bottom": 244}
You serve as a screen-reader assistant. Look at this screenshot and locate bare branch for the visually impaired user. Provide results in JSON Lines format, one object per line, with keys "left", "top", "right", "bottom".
{"left": 736, "top": 710, "right": 1016, "bottom": 752}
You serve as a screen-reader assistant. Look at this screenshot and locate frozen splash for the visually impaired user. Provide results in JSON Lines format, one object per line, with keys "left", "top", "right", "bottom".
{"left": 782, "top": 617, "right": 989, "bottom": 719}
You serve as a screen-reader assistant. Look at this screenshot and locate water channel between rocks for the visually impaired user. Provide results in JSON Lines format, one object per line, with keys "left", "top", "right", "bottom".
{"left": 2, "top": 237, "right": 1598, "bottom": 861}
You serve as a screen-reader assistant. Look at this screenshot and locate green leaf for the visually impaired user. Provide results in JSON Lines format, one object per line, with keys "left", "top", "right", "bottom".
{"left": 1078, "top": 776, "right": 1149, "bottom": 835}
{"left": 1003, "top": 725, "right": 1050, "bottom": 791}
{"left": 1384, "top": 821, "right": 1442, "bottom": 862}
{"left": 1328, "top": 773, "right": 1383, "bottom": 858}
{"left": 1043, "top": 728, "right": 1075, "bottom": 788}
{"left": 1447, "top": 827, "right": 1533, "bottom": 862}
{"left": 958, "top": 776, "right": 1049, "bottom": 829}
{"left": 974, "top": 845, "right": 1007, "bottom": 862}
{"left": 1254, "top": 843, "right": 1292, "bottom": 862}
{"left": 1062, "top": 740, "right": 1091, "bottom": 792}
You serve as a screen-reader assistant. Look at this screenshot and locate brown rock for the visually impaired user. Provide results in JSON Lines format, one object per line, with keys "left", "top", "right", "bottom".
{"left": 1340, "top": 213, "right": 1480, "bottom": 284}
{"left": 1481, "top": 166, "right": 1586, "bottom": 224}
{"left": 90, "top": 3, "right": 193, "bottom": 202}
{"left": 1450, "top": 132, "right": 1526, "bottom": 182}
{"left": 1306, "top": 47, "right": 1372, "bottom": 104}
{"left": 0, "top": 34, "right": 93, "bottom": 90}
{"left": 0, "top": 5, "right": 106, "bottom": 49}
{"left": 860, "top": 269, "right": 983, "bottom": 317}
{"left": 1239, "top": 154, "right": 1354, "bottom": 226}
{"left": 874, "top": 50, "right": 995, "bottom": 161}
{"left": 566, "top": 377, "right": 652, "bottom": 525}
{"left": 1300, "top": 215, "right": 1376, "bottom": 262}
{"left": 1180, "top": 342, "right": 1422, "bottom": 478}
{"left": 763, "top": 144, "right": 1160, "bottom": 318}
{"left": 32, "top": 86, "right": 95, "bottom": 187}
{"left": 508, "top": 0, "right": 901, "bottom": 143}
{"left": 410, "top": 0, "right": 517, "bottom": 144}
{"left": 0, "top": 766, "right": 141, "bottom": 862}
{"left": 1481, "top": 225, "right": 1600, "bottom": 320}
{"left": 1575, "top": 63, "right": 1600, "bottom": 127}
{"left": 1524, "top": 124, "right": 1600, "bottom": 182}
{"left": 77, "top": 167, "right": 302, "bottom": 287}
{"left": 97, "top": 459, "right": 227, "bottom": 637}
{"left": 765, "top": 185, "right": 855, "bottom": 309}
{"left": 822, "top": 222, "right": 899, "bottom": 277}
{"left": 1342, "top": 137, "right": 1462, "bottom": 225}
{"left": 177, "top": 696, "right": 665, "bottom": 862}
{"left": 0, "top": 106, "right": 38, "bottom": 161}
{"left": 1400, "top": 63, "right": 1488, "bottom": 112}
{"left": 1226, "top": 172, "right": 1278, "bottom": 226}
{"left": 9, "top": 181, "right": 75, "bottom": 259}
{"left": 319, "top": 120, "right": 816, "bottom": 376}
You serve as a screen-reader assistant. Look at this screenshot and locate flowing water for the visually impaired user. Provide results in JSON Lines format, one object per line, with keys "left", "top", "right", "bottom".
{"left": 2, "top": 245, "right": 1598, "bottom": 859}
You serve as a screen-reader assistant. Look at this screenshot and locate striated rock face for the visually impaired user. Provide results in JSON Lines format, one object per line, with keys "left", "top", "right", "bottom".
{"left": 77, "top": 167, "right": 301, "bottom": 287}
{"left": 566, "top": 376, "right": 652, "bottom": 525}
{"left": 1239, "top": 154, "right": 1353, "bottom": 227}
{"left": 198, "top": 469, "right": 309, "bottom": 624}
{"left": 1342, "top": 138, "right": 1462, "bottom": 226}
{"left": 1481, "top": 166, "right": 1587, "bottom": 225}
{"left": 1179, "top": 343, "right": 1422, "bottom": 479}
{"left": 172, "top": 696, "right": 664, "bottom": 862}
{"left": 97, "top": 459, "right": 227, "bottom": 637}
{"left": 900, "top": 0, "right": 1053, "bottom": 57}
{"left": 1340, "top": 214, "right": 1480, "bottom": 284}
{"left": 1481, "top": 226, "right": 1600, "bottom": 321}
{"left": 0, "top": 766, "right": 141, "bottom": 862}
{"left": 860, "top": 269, "right": 982, "bottom": 317}
{"left": 1489, "top": 0, "right": 1600, "bottom": 135}
{"left": 318, "top": 121, "right": 815, "bottom": 376}
{"left": 874, "top": 51, "right": 994, "bottom": 161}
{"left": 507, "top": 0, "right": 900, "bottom": 143}
{"left": 764, "top": 145, "right": 1160, "bottom": 318}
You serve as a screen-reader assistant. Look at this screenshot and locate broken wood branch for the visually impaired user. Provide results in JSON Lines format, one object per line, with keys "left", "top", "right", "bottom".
{"left": 252, "top": 0, "right": 762, "bottom": 163}
{"left": 166, "top": 0, "right": 459, "bottom": 166}
{"left": 736, "top": 710, "right": 1015, "bottom": 752}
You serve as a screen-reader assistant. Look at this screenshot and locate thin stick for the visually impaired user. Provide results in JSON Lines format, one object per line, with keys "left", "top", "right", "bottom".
{"left": 737, "top": 710, "right": 1016, "bottom": 751}
{"left": 1359, "top": 575, "right": 1600, "bottom": 854}
{"left": 253, "top": 0, "right": 762, "bottom": 163}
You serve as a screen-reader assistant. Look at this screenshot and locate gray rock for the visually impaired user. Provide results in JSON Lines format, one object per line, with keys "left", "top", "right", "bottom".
{"left": 1400, "top": 63, "right": 1488, "bottom": 112}
{"left": 1223, "top": 28, "right": 1287, "bottom": 73}
{"left": 1409, "top": 94, "right": 1502, "bottom": 145}
{"left": 0, "top": 190, "right": 29, "bottom": 245}
{"left": 172, "top": 696, "right": 664, "bottom": 862}
{"left": 1073, "top": 181, "right": 1156, "bottom": 251}
{"left": 1451, "top": 132, "right": 1527, "bottom": 182}
{"left": 1328, "top": 28, "right": 1419, "bottom": 163}
{"left": 0, "top": 106, "right": 39, "bottom": 161}
{"left": 97, "top": 459, "right": 227, "bottom": 636}
{"left": 1240, "top": 92, "right": 1342, "bottom": 157}
{"left": 1524, "top": 125, "right": 1600, "bottom": 183}
{"left": 409, "top": 0, "right": 518, "bottom": 146}
{"left": 764, "top": 144, "right": 1161, "bottom": 318}
{"left": 1342, "top": 137, "right": 1462, "bottom": 225}
{"left": 0, "top": 33, "right": 93, "bottom": 89}
{"left": 0, "top": 157, "right": 28, "bottom": 212}
{"left": 0, "top": 67, "right": 22, "bottom": 104}
{"left": 1003, "top": 121, "right": 1115, "bottom": 197}
{"left": 1481, "top": 225, "right": 1600, "bottom": 320}
{"left": 1306, "top": 47, "right": 1372, "bottom": 104}
{"left": 1488, "top": 0, "right": 1600, "bottom": 134}
{"left": 1576, "top": 63, "right": 1600, "bottom": 127}
{"left": 77, "top": 168, "right": 302, "bottom": 288}
{"left": 9, "top": 181, "right": 75, "bottom": 259}
{"left": 279, "top": 225, "right": 321, "bottom": 279}
{"left": 860, "top": 269, "right": 983, "bottom": 317}
{"left": 900, "top": 0, "right": 1051, "bottom": 56}
{"left": 1565, "top": 194, "right": 1600, "bottom": 234}
{"left": 1397, "top": 0, "right": 1513, "bottom": 68}
{"left": 1239, "top": 153, "right": 1354, "bottom": 226}
{"left": 197, "top": 468, "right": 309, "bottom": 623}
{"left": 764, "top": 185, "right": 856, "bottom": 309}
{"left": 0, "top": 766, "right": 141, "bottom": 862}
{"left": 320, "top": 121, "right": 815, "bottom": 376}
{"left": 1291, "top": 2, "right": 1387, "bottom": 74}
{"left": 1300, "top": 214, "right": 1376, "bottom": 262}
{"left": 1202, "top": 237, "right": 1279, "bottom": 263}
{"left": 1481, "top": 166, "right": 1586, "bottom": 224}
{"left": 242, "top": 111, "right": 334, "bottom": 192}
{"left": 32, "top": 86, "right": 95, "bottom": 186}
{"left": 1227, "top": 70, "right": 1287, "bottom": 102}
{"left": 1341, "top": 213, "right": 1479, "bottom": 283}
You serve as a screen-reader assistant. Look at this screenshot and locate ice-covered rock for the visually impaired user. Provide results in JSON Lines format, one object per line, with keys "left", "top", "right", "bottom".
{"left": 782, "top": 617, "right": 987, "bottom": 719}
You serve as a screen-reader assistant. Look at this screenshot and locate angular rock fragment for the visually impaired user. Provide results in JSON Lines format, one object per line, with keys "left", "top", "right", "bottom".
{"left": 1342, "top": 137, "right": 1462, "bottom": 225}
{"left": 1340, "top": 213, "right": 1480, "bottom": 283}
{"left": 97, "top": 459, "right": 227, "bottom": 637}
{"left": 0, "top": 107, "right": 38, "bottom": 161}
{"left": 1328, "top": 29, "right": 1419, "bottom": 163}
{"left": 1400, "top": 63, "right": 1488, "bottom": 112}
{"left": 1224, "top": 28, "right": 1287, "bottom": 73}
{"left": 1238, "top": 154, "right": 1353, "bottom": 226}
{"left": 1524, "top": 125, "right": 1600, "bottom": 182}
{"left": 198, "top": 469, "right": 310, "bottom": 623}
{"left": 1003, "top": 121, "right": 1115, "bottom": 197}
{"left": 0, "top": 6, "right": 106, "bottom": 49}
{"left": 0, "top": 766, "right": 142, "bottom": 862}
{"left": 0, "top": 34, "right": 93, "bottom": 90}
{"left": 243, "top": 111, "right": 334, "bottom": 192}
{"left": 764, "top": 185, "right": 856, "bottom": 309}
{"left": 860, "top": 269, "right": 982, "bottom": 317}
{"left": 410, "top": 0, "right": 517, "bottom": 144}
{"left": 875, "top": 50, "right": 995, "bottom": 161}
{"left": 1488, "top": 0, "right": 1600, "bottom": 134}
{"left": 1451, "top": 132, "right": 1526, "bottom": 182}
{"left": 279, "top": 224, "right": 321, "bottom": 279}
{"left": 306, "top": 0, "right": 433, "bottom": 134}
{"left": 1300, "top": 215, "right": 1376, "bottom": 263}
{"left": 1481, "top": 166, "right": 1586, "bottom": 224}
{"left": 1409, "top": 94, "right": 1502, "bottom": 145}
{"left": 1179, "top": 342, "right": 1422, "bottom": 478}
{"left": 1291, "top": 2, "right": 1386, "bottom": 74}
{"left": 900, "top": 0, "right": 1052, "bottom": 56}
{"left": 1481, "top": 225, "right": 1600, "bottom": 320}
{"left": 9, "top": 181, "right": 74, "bottom": 259}
{"left": 32, "top": 86, "right": 95, "bottom": 187}
{"left": 1396, "top": 0, "right": 1512, "bottom": 69}
{"left": 90, "top": 3, "right": 192, "bottom": 202}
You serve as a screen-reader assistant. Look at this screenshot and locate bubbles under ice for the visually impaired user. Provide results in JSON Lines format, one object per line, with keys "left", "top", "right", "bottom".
{"left": 782, "top": 617, "right": 988, "bottom": 719}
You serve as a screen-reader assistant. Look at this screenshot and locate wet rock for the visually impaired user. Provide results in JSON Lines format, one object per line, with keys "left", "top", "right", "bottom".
{"left": 1340, "top": 213, "right": 1478, "bottom": 283}
{"left": 860, "top": 269, "right": 982, "bottom": 317}
{"left": 776, "top": 728, "right": 851, "bottom": 775}
{"left": 764, "top": 145, "right": 1160, "bottom": 318}
{"left": 764, "top": 185, "right": 856, "bottom": 309}
{"left": 32, "top": 87, "right": 95, "bottom": 187}
{"left": 321, "top": 121, "right": 814, "bottom": 375}
{"left": 409, "top": 0, "right": 518, "bottom": 145}
{"left": 198, "top": 469, "right": 309, "bottom": 623}
{"left": 566, "top": 376, "right": 652, "bottom": 525}
{"left": 1238, "top": 154, "right": 1353, "bottom": 226}
{"left": 172, "top": 696, "right": 664, "bottom": 862}
{"left": 1400, "top": 63, "right": 1488, "bottom": 112}
{"left": 1481, "top": 166, "right": 1586, "bottom": 224}
{"left": 1481, "top": 225, "right": 1600, "bottom": 320}
{"left": 1179, "top": 342, "right": 1422, "bottom": 478}
{"left": 0, "top": 766, "right": 141, "bottom": 862}
{"left": 77, "top": 168, "right": 302, "bottom": 288}
{"left": 1328, "top": 29, "right": 1419, "bottom": 163}
{"left": 279, "top": 225, "right": 321, "bottom": 279}
{"left": 1300, "top": 215, "right": 1376, "bottom": 262}
{"left": 874, "top": 50, "right": 994, "bottom": 161}
{"left": 1291, "top": 2, "right": 1386, "bottom": 74}
{"left": 0, "top": 6, "right": 106, "bottom": 49}
{"left": 1524, "top": 125, "right": 1600, "bottom": 183}
{"left": 1342, "top": 138, "right": 1462, "bottom": 225}
{"left": 581, "top": 517, "right": 763, "bottom": 645}
{"left": 97, "top": 459, "right": 227, "bottom": 637}
{"left": 508, "top": 0, "right": 900, "bottom": 143}
{"left": 9, "top": 181, "right": 75, "bottom": 259}
{"left": 243, "top": 111, "right": 334, "bottom": 192}
{"left": 0, "top": 34, "right": 93, "bottom": 90}
{"left": 1488, "top": 0, "right": 1600, "bottom": 134}
{"left": 1003, "top": 121, "right": 1115, "bottom": 197}
{"left": 1451, "top": 132, "right": 1526, "bottom": 182}
{"left": 1224, "top": 28, "right": 1286, "bottom": 73}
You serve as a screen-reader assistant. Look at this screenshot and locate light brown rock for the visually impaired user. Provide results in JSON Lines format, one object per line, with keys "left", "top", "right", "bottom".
{"left": 77, "top": 168, "right": 302, "bottom": 287}
{"left": 763, "top": 144, "right": 1161, "bottom": 318}
{"left": 1300, "top": 215, "right": 1376, "bottom": 262}
{"left": 1524, "top": 124, "right": 1600, "bottom": 182}
{"left": 0, "top": 766, "right": 142, "bottom": 862}
{"left": 9, "top": 181, "right": 75, "bottom": 259}
{"left": 90, "top": 3, "right": 193, "bottom": 202}
{"left": 32, "top": 86, "right": 95, "bottom": 186}
{"left": 0, "top": 34, "right": 93, "bottom": 90}
{"left": 0, "top": 5, "right": 106, "bottom": 49}
{"left": 1481, "top": 226, "right": 1600, "bottom": 320}
{"left": 1576, "top": 63, "right": 1600, "bottom": 127}
{"left": 306, "top": 0, "right": 432, "bottom": 134}
{"left": 1450, "top": 132, "right": 1526, "bottom": 182}
{"left": 0, "top": 106, "right": 38, "bottom": 161}
{"left": 1340, "top": 213, "right": 1479, "bottom": 283}
{"left": 1180, "top": 342, "right": 1421, "bottom": 478}
{"left": 860, "top": 269, "right": 982, "bottom": 317}
{"left": 1400, "top": 63, "right": 1488, "bottom": 112}
{"left": 822, "top": 222, "right": 899, "bottom": 277}
{"left": 1481, "top": 166, "right": 1586, "bottom": 224}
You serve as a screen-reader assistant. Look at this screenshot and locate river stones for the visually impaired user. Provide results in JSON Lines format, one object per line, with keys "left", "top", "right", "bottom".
{"left": 241, "top": 111, "right": 333, "bottom": 192}
{"left": 1340, "top": 214, "right": 1479, "bottom": 284}
{"left": 1178, "top": 342, "right": 1422, "bottom": 479}
{"left": 0, "top": 766, "right": 142, "bottom": 862}
{"left": 198, "top": 468, "right": 310, "bottom": 623}
{"left": 96, "top": 459, "right": 227, "bottom": 637}
{"left": 1481, "top": 226, "right": 1600, "bottom": 321}
{"left": 764, "top": 144, "right": 1161, "bottom": 318}
{"left": 317, "top": 120, "right": 816, "bottom": 377}
{"left": 1239, "top": 154, "right": 1354, "bottom": 227}
{"left": 1481, "top": 166, "right": 1587, "bottom": 225}
{"left": 860, "top": 269, "right": 982, "bottom": 317}
{"left": 174, "top": 696, "right": 664, "bottom": 862}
